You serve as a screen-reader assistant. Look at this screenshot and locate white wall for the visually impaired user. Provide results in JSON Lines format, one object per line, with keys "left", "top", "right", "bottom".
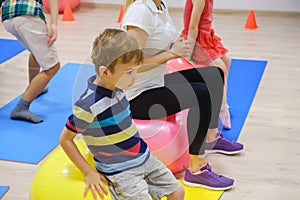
{"left": 214, "top": 0, "right": 300, "bottom": 12}
{"left": 82, "top": 0, "right": 300, "bottom": 12}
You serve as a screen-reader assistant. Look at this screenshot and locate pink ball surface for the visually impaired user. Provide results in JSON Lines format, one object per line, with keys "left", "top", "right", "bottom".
{"left": 135, "top": 110, "right": 190, "bottom": 174}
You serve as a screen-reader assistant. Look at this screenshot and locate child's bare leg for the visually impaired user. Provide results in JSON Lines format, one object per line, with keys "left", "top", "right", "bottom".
{"left": 28, "top": 53, "right": 40, "bottom": 82}
{"left": 22, "top": 60, "right": 59, "bottom": 102}
{"left": 28, "top": 53, "right": 48, "bottom": 96}
{"left": 210, "top": 58, "right": 228, "bottom": 104}
{"left": 220, "top": 54, "right": 231, "bottom": 94}
{"left": 10, "top": 54, "right": 60, "bottom": 123}
{"left": 211, "top": 57, "right": 231, "bottom": 129}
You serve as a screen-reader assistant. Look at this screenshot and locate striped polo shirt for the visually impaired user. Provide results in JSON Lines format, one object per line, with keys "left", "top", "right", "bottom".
{"left": 1, "top": 0, "right": 45, "bottom": 22}
{"left": 66, "top": 75, "right": 150, "bottom": 175}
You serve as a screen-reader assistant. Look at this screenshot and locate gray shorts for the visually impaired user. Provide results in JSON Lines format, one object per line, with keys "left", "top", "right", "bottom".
{"left": 3, "top": 15, "right": 59, "bottom": 70}
{"left": 105, "top": 154, "right": 181, "bottom": 200}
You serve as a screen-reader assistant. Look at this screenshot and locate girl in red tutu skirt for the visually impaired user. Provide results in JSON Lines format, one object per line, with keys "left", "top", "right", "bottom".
{"left": 182, "top": 0, "right": 232, "bottom": 129}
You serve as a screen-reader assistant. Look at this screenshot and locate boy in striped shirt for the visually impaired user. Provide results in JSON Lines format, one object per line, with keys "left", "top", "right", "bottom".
{"left": 59, "top": 28, "right": 184, "bottom": 200}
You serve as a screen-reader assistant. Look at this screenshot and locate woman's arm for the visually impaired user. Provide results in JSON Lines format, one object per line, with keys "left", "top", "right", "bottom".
{"left": 127, "top": 25, "right": 191, "bottom": 73}
{"left": 59, "top": 128, "right": 108, "bottom": 200}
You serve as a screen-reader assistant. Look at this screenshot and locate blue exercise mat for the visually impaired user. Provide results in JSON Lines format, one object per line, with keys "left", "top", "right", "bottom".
{"left": 0, "top": 63, "right": 88, "bottom": 164}
{"left": 0, "top": 186, "right": 10, "bottom": 199}
{"left": 0, "top": 39, "right": 25, "bottom": 64}
{"left": 221, "top": 58, "right": 267, "bottom": 141}
{"left": 0, "top": 60, "right": 265, "bottom": 164}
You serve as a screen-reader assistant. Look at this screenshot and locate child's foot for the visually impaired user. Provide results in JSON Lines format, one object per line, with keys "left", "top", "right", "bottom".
{"left": 219, "top": 104, "right": 231, "bottom": 129}
{"left": 10, "top": 109, "right": 43, "bottom": 123}
{"left": 205, "top": 133, "right": 243, "bottom": 155}
{"left": 183, "top": 163, "right": 234, "bottom": 190}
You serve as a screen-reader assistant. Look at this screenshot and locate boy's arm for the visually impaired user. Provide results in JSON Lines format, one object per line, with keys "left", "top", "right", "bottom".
{"left": 59, "top": 127, "right": 108, "bottom": 200}
{"left": 47, "top": 0, "right": 59, "bottom": 46}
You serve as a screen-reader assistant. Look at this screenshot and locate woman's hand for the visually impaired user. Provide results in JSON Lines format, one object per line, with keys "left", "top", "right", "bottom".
{"left": 169, "top": 37, "right": 192, "bottom": 58}
{"left": 84, "top": 170, "right": 109, "bottom": 200}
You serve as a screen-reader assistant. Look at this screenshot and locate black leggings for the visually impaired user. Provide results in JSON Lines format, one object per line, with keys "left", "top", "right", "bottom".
{"left": 130, "top": 66, "right": 224, "bottom": 155}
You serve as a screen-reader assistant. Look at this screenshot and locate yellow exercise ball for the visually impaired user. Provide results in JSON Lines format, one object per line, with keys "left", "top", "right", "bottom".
{"left": 30, "top": 139, "right": 221, "bottom": 200}
{"left": 30, "top": 139, "right": 112, "bottom": 200}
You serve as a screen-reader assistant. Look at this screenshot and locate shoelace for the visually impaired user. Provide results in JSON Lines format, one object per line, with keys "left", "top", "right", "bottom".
{"left": 204, "top": 164, "right": 223, "bottom": 178}
{"left": 219, "top": 133, "right": 235, "bottom": 144}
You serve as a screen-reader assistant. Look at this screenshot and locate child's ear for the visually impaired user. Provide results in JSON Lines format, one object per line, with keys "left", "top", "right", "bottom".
{"left": 99, "top": 66, "right": 110, "bottom": 78}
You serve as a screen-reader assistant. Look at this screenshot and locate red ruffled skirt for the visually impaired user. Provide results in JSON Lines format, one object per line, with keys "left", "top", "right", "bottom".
{"left": 182, "top": 29, "right": 228, "bottom": 65}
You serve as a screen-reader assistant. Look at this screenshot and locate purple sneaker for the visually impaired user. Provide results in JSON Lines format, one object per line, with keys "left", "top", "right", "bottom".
{"left": 205, "top": 133, "right": 244, "bottom": 155}
{"left": 183, "top": 163, "right": 234, "bottom": 190}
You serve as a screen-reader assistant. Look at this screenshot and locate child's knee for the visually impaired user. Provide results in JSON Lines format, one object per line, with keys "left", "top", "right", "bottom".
{"left": 45, "top": 62, "right": 60, "bottom": 76}
{"left": 212, "top": 58, "right": 228, "bottom": 76}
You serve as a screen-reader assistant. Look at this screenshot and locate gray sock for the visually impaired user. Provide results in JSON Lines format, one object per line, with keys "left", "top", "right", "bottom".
{"left": 10, "top": 99, "right": 43, "bottom": 123}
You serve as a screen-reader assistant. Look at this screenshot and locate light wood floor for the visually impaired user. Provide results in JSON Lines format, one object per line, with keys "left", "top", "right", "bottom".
{"left": 1, "top": 4, "right": 300, "bottom": 200}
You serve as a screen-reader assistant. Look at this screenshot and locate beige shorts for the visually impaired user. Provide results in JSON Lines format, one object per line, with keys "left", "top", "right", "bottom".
{"left": 105, "top": 155, "right": 181, "bottom": 200}
{"left": 3, "top": 15, "right": 59, "bottom": 71}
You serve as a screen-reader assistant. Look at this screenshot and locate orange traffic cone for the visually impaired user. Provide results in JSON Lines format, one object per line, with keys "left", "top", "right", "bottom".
{"left": 117, "top": 5, "right": 125, "bottom": 23}
{"left": 244, "top": 10, "right": 258, "bottom": 29}
{"left": 62, "top": 2, "right": 75, "bottom": 22}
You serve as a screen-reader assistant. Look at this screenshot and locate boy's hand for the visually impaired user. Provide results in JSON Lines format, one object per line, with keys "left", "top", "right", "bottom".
{"left": 84, "top": 170, "right": 109, "bottom": 200}
{"left": 47, "top": 24, "right": 57, "bottom": 47}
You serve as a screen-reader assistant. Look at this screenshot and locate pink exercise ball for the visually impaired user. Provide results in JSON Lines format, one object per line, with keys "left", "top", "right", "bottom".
{"left": 43, "top": 0, "right": 80, "bottom": 13}
{"left": 134, "top": 110, "right": 190, "bottom": 174}
{"left": 165, "top": 57, "right": 207, "bottom": 74}
{"left": 165, "top": 58, "right": 193, "bottom": 74}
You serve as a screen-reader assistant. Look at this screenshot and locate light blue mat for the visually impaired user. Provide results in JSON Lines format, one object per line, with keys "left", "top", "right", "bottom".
{"left": 0, "top": 63, "right": 86, "bottom": 164}
{"left": 0, "top": 186, "right": 10, "bottom": 199}
{"left": 0, "top": 59, "right": 266, "bottom": 164}
{"left": 0, "top": 39, "right": 25, "bottom": 64}
{"left": 221, "top": 59, "right": 267, "bottom": 141}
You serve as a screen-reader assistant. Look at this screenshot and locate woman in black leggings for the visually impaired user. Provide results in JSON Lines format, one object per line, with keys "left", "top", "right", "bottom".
{"left": 122, "top": 0, "right": 243, "bottom": 190}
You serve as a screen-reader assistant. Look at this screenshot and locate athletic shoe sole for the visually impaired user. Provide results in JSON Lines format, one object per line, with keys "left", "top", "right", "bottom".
{"left": 183, "top": 180, "right": 234, "bottom": 191}
{"left": 205, "top": 149, "right": 243, "bottom": 155}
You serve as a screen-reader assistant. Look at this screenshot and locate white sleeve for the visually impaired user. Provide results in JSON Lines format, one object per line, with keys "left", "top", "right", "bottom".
{"left": 121, "top": 3, "right": 154, "bottom": 35}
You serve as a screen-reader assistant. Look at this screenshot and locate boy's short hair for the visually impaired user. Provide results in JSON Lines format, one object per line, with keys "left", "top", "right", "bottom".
{"left": 91, "top": 28, "right": 144, "bottom": 73}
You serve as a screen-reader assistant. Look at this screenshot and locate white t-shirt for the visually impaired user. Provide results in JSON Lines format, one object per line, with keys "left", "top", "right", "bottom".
{"left": 122, "top": 0, "right": 178, "bottom": 100}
